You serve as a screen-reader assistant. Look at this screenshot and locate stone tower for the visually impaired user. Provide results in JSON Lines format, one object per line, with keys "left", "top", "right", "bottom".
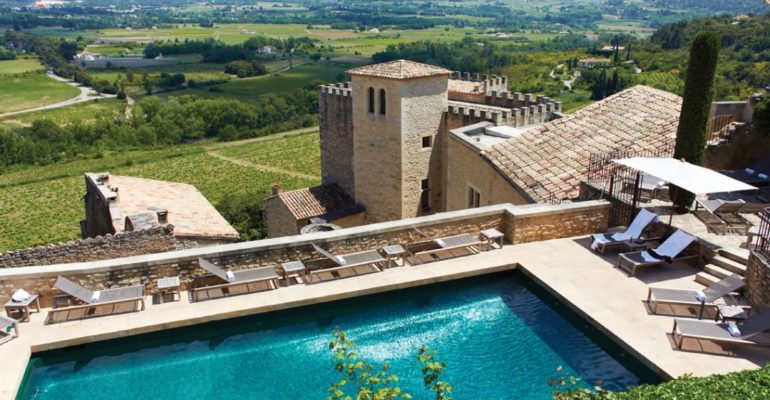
{"left": 347, "top": 60, "right": 450, "bottom": 222}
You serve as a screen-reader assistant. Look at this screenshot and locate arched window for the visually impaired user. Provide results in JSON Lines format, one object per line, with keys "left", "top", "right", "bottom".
{"left": 379, "top": 88, "right": 386, "bottom": 115}
{"left": 368, "top": 87, "right": 375, "bottom": 113}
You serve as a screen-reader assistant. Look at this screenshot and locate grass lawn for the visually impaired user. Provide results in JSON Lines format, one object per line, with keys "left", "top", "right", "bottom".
{"left": 0, "top": 58, "right": 45, "bottom": 74}
{"left": 0, "top": 73, "right": 80, "bottom": 114}
{"left": 0, "top": 98, "right": 125, "bottom": 128}
{"left": 0, "top": 131, "right": 321, "bottom": 252}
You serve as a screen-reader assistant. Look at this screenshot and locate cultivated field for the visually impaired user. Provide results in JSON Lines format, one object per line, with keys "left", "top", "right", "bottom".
{"left": 0, "top": 58, "right": 45, "bottom": 74}
{"left": 0, "top": 131, "right": 321, "bottom": 252}
{"left": 0, "top": 73, "right": 80, "bottom": 114}
{"left": 0, "top": 98, "right": 126, "bottom": 128}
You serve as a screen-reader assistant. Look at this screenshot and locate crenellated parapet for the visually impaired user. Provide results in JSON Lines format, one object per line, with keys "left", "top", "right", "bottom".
{"left": 319, "top": 82, "right": 352, "bottom": 97}
{"left": 449, "top": 71, "right": 508, "bottom": 95}
{"left": 447, "top": 95, "right": 562, "bottom": 128}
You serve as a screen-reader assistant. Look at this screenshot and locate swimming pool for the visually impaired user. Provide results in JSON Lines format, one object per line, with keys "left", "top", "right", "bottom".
{"left": 19, "top": 272, "right": 654, "bottom": 399}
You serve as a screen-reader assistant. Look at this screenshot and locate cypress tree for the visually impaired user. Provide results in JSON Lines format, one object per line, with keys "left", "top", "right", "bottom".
{"left": 671, "top": 31, "right": 721, "bottom": 211}
{"left": 610, "top": 68, "right": 619, "bottom": 95}
{"left": 626, "top": 43, "right": 631, "bottom": 61}
{"left": 592, "top": 68, "right": 607, "bottom": 100}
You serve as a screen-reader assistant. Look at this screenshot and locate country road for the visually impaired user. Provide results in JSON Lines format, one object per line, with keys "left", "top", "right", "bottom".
{"left": 0, "top": 72, "right": 116, "bottom": 118}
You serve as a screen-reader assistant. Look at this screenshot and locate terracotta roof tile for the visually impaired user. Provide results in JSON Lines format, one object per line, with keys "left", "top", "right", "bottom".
{"left": 448, "top": 79, "right": 484, "bottom": 94}
{"left": 482, "top": 85, "right": 681, "bottom": 202}
{"left": 278, "top": 183, "right": 360, "bottom": 220}
{"left": 348, "top": 60, "right": 451, "bottom": 80}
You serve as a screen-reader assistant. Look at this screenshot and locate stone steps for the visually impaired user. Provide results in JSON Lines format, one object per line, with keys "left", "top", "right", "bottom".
{"left": 695, "top": 271, "right": 720, "bottom": 286}
{"left": 718, "top": 249, "right": 749, "bottom": 265}
{"left": 711, "top": 255, "right": 747, "bottom": 275}
{"left": 695, "top": 249, "right": 749, "bottom": 287}
{"left": 704, "top": 263, "right": 733, "bottom": 280}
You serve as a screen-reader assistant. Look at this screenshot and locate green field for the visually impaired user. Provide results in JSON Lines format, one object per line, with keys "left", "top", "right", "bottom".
{"left": 0, "top": 130, "right": 321, "bottom": 252}
{"left": 157, "top": 62, "right": 345, "bottom": 101}
{"left": 0, "top": 58, "right": 44, "bottom": 74}
{"left": 635, "top": 70, "right": 684, "bottom": 95}
{"left": 0, "top": 73, "right": 80, "bottom": 114}
{"left": 0, "top": 98, "right": 125, "bottom": 127}
{"left": 25, "top": 23, "right": 564, "bottom": 59}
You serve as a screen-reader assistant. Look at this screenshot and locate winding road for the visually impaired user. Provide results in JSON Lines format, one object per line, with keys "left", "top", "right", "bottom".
{"left": 0, "top": 71, "right": 116, "bottom": 118}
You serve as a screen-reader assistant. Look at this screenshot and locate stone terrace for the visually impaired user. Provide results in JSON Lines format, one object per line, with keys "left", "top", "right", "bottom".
{"left": 2, "top": 201, "right": 769, "bottom": 398}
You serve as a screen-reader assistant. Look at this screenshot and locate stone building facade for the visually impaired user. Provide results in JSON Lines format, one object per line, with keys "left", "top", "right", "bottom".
{"left": 267, "top": 59, "right": 681, "bottom": 237}
{"left": 267, "top": 60, "right": 563, "bottom": 237}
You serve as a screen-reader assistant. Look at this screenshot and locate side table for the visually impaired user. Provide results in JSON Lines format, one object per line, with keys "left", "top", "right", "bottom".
{"left": 157, "top": 277, "right": 181, "bottom": 304}
{"left": 382, "top": 245, "right": 407, "bottom": 268}
{"left": 281, "top": 261, "right": 306, "bottom": 285}
{"left": 5, "top": 294, "right": 40, "bottom": 322}
{"left": 480, "top": 229, "right": 504, "bottom": 251}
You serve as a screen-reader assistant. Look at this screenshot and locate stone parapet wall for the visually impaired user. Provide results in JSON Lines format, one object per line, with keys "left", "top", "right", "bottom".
{"left": 746, "top": 252, "right": 770, "bottom": 310}
{"left": 508, "top": 202, "right": 609, "bottom": 244}
{"left": 446, "top": 99, "right": 561, "bottom": 128}
{"left": 0, "top": 201, "right": 609, "bottom": 307}
{"left": 0, "top": 225, "right": 195, "bottom": 270}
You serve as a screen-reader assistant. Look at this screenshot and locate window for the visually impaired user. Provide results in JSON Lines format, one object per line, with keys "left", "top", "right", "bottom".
{"left": 379, "top": 88, "right": 386, "bottom": 115}
{"left": 420, "top": 178, "right": 431, "bottom": 212}
{"left": 368, "top": 87, "right": 375, "bottom": 113}
{"left": 467, "top": 187, "right": 481, "bottom": 208}
{"left": 421, "top": 136, "right": 432, "bottom": 148}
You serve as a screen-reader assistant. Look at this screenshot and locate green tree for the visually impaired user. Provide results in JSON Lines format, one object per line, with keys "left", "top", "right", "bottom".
{"left": 418, "top": 346, "right": 453, "bottom": 400}
{"left": 143, "top": 78, "right": 153, "bottom": 95}
{"left": 327, "top": 329, "right": 411, "bottom": 400}
{"left": 671, "top": 31, "right": 720, "bottom": 211}
{"left": 753, "top": 97, "right": 770, "bottom": 137}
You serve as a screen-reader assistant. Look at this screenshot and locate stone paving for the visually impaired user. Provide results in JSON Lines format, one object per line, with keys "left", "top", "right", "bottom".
{"left": 2, "top": 235, "right": 769, "bottom": 398}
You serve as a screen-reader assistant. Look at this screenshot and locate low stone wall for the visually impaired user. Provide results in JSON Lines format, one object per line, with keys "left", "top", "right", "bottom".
{"left": 0, "top": 225, "right": 195, "bottom": 269}
{"left": 0, "top": 201, "right": 609, "bottom": 307}
{"left": 508, "top": 203, "right": 609, "bottom": 244}
{"left": 746, "top": 252, "right": 770, "bottom": 310}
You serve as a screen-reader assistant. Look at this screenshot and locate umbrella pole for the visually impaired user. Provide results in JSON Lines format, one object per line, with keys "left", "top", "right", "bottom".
{"left": 667, "top": 187, "right": 678, "bottom": 235}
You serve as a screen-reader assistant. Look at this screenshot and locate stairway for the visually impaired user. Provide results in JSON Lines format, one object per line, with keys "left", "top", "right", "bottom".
{"left": 695, "top": 249, "right": 749, "bottom": 286}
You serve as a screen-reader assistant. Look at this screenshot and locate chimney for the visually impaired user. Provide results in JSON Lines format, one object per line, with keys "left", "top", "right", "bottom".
{"left": 271, "top": 184, "right": 282, "bottom": 196}
{"left": 148, "top": 206, "right": 168, "bottom": 224}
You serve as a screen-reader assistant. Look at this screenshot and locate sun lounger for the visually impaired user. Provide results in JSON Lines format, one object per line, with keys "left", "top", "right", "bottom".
{"left": 694, "top": 199, "right": 750, "bottom": 235}
{"left": 616, "top": 230, "right": 697, "bottom": 276}
{"left": 191, "top": 258, "right": 278, "bottom": 301}
{"left": 622, "top": 173, "right": 666, "bottom": 202}
{"left": 647, "top": 274, "right": 747, "bottom": 319}
{"left": 0, "top": 315, "right": 19, "bottom": 345}
{"left": 46, "top": 276, "right": 145, "bottom": 324}
{"left": 590, "top": 209, "right": 659, "bottom": 254}
{"left": 305, "top": 244, "right": 386, "bottom": 284}
{"left": 672, "top": 308, "right": 770, "bottom": 351}
{"left": 406, "top": 233, "right": 481, "bottom": 265}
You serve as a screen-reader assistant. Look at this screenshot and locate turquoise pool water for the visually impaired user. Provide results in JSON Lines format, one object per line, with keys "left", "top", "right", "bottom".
{"left": 20, "top": 272, "right": 652, "bottom": 399}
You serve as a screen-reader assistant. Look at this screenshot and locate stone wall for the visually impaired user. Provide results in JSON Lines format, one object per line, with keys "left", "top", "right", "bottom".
{"left": 400, "top": 75, "right": 450, "bottom": 219}
{"left": 704, "top": 128, "right": 770, "bottom": 171}
{"left": 745, "top": 251, "right": 770, "bottom": 310}
{"left": 265, "top": 194, "right": 302, "bottom": 238}
{"left": 445, "top": 132, "right": 530, "bottom": 211}
{"left": 507, "top": 202, "right": 609, "bottom": 244}
{"left": 0, "top": 202, "right": 609, "bottom": 307}
{"left": 0, "top": 225, "right": 194, "bottom": 269}
{"left": 82, "top": 173, "right": 115, "bottom": 238}
{"left": 319, "top": 84, "right": 355, "bottom": 197}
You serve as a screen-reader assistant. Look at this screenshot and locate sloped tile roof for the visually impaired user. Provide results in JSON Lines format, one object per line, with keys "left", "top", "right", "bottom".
{"left": 107, "top": 175, "right": 240, "bottom": 240}
{"left": 448, "top": 79, "right": 484, "bottom": 94}
{"left": 348, "top": 60, "right": 451, "bottom": 80}
{"left": 278, "top": 183, "right": 360, "bottom": 220}
{"left": 482, "top": 85, "right": 681, "bottom": 202}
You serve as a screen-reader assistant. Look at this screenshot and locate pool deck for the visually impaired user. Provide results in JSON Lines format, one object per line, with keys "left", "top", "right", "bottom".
{"left": 3, "top": 235, "right": 769, "bottom": 398}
